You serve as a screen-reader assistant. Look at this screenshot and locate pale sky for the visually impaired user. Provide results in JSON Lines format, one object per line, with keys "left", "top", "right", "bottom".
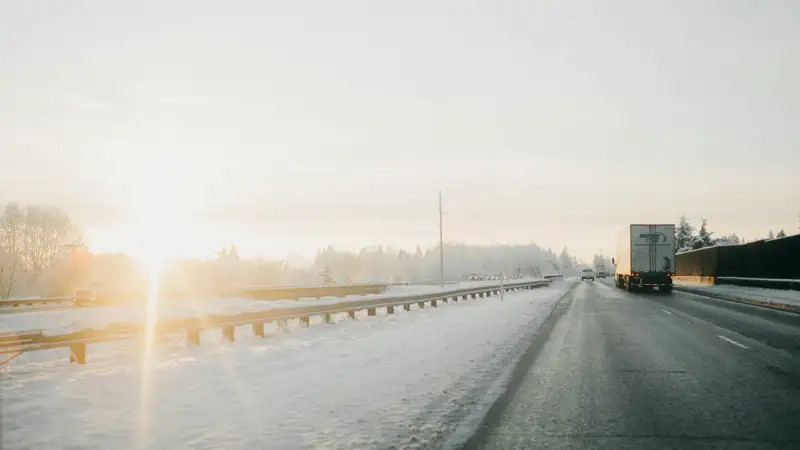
{"left": 1, "top": 0, "right": 798, "bottom": 262}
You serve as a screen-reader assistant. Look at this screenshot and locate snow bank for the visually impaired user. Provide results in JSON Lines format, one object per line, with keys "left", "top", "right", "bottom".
{"left": 0, "top": 279, "right": 542, "bottom": 335}
{"left": 0, "top": 280, "right": 573, "bottom": 450}
{"left": 674, "top": 281, "right": 800, "bottom": 313}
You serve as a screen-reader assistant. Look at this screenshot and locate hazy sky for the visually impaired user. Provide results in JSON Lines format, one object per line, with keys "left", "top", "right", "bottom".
{"left": 1, "top": 0, "right": 798, "bottom": 262}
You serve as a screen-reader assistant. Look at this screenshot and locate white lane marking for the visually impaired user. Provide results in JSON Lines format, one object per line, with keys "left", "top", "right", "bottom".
{"left": 717, "top": 335, "right": 749, "bottom": 349}
{"left": 661, "top": 309, "right": 673, "bottom": 315}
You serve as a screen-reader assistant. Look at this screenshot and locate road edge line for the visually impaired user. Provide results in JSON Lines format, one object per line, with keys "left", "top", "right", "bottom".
{"left": 453, "top": 282, "right": 578, "bottom": 450}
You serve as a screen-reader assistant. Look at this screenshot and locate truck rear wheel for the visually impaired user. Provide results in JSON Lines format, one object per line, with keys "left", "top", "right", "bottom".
{"left": 660, "top": 286, "right": 673, "bottom": 294}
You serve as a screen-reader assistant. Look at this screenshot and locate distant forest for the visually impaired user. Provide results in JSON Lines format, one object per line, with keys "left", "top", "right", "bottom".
{"left": 0, "top": 202, "right": 584, "bottom": 298}
{"left": 2, "top": 202, "right": 793, "bottom": 298}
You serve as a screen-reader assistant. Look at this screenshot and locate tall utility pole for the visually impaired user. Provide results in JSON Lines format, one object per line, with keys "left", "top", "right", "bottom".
{"left": 439, "top": 190, "right": 444, "bottom": 289}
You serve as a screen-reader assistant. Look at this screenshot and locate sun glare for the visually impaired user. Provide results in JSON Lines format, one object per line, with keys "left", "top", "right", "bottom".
{"left": 121, "top": 170, "right": 196, "bottom": 448}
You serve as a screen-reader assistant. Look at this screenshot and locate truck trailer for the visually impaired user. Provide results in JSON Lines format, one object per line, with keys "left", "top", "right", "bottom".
{"left": 595, "top": 264, "right": 606, "bottom": 278}
{"left": 613, "top": 224, "right": 676, "bottom": 293}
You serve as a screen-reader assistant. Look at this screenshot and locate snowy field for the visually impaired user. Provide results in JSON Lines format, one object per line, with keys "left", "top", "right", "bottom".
{"left": 0, "top": 279, "right": 574, "bottom": 450}
{"left": 0, "top": 279, "right": 538, "bottom": 335}
{"left": 673, "top": 281, "right": 800, "bottom": 310}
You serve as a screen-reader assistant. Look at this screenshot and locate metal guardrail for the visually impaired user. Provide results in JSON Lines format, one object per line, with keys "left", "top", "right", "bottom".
{"left": 0, "top": 284, "right": 392, "bottom": 313}
{"left": 0, "top": 279, "right": 552, "bottom": 364}
{"left": 0, "top": 278, "right": 536, "bottom": 313}
{"left": 0, "top": 297, "right": 73, "bottom": 308}
{"left": 235, "top": 283, "right": 388, "bottom": 300}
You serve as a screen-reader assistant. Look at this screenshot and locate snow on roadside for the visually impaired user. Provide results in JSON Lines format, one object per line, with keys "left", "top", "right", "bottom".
{"left": 1, "top": 279, "right": 574, "bottom": 450}
{"left": 674, "top": 281, "right": 800, "bottom": 310}
{"left": 0, "top": 279, "right": 542, "bottom": 335}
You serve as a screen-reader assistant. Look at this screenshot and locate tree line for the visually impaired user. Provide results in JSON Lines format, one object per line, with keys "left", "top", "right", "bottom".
{"left": 0, "top": 201, "right": 585, "bottom": 298}
{"left": 67, "top": 242, "right": 583, "bottom": 298}
{"left": 0, "top": 203, "right": 79, "bottom": 298}
{"left": 307, "top": 243, "right": 583, "bottom": 285}
{"left": 675, "top": 215, "right": 789, "bottom": 254}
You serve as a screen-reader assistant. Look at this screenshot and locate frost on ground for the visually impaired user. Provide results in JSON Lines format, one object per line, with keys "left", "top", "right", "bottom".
{"left": 0, "top": 279, "right": 541, "bottom": 335}
{"left": 674, "top": 281, "right": 800, "bottom": 308}
{"left": 1, "top": 280, "right": 573, "bottom": 450}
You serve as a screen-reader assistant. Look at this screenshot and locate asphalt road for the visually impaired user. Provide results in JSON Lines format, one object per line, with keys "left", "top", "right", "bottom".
{"left": 465, "top": 279, "right": 800, "bottom": 449}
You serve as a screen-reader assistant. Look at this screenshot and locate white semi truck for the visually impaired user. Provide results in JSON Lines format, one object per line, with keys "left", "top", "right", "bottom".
{"left": 613, "top": 224, "right": 676, "bottom": 293}
{"left": 595, "top": 264, "right": 606, "bottom": 278}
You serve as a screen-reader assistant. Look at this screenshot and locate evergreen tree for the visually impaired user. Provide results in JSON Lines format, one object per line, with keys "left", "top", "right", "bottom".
{"left": 716, "top": 233, "right": 741, "bottom": 246}
{"left": 697, "top": 218, "right": 715, "bottom": 248}
{"left": 768, "top": 229, "right": 775, "bottom": 239}
{"left": 675, "top": 215, "right": 694, "bottom": 252}
{"left": 776, "top": 229, "right": 786, "bottom": 238}
{"left": 229, "top": 245, "right": 240, "bottom": 261}
{"left": 559, "top": 247, "right": 571, "bottom": 269}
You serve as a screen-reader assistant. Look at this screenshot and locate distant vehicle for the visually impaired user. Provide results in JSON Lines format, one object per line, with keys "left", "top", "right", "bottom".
{"left": 74, "top": 289, "right": 97, "bottom": 307}
{"left": 468, "top": 270, "right": 485, "bottom": 281}
{"left": 595, "top": 264, "right": 606, "bottom": 278}
{"left": 613, "top": 224, "right": 675, "bottom": 293}
{"left": 581, "top": 268, "right": 595, "bottom": 281}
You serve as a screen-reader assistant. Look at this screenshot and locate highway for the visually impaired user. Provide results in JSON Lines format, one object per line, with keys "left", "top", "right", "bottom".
{"left": 465, "top": 279, "right": 800, "bottom": 449}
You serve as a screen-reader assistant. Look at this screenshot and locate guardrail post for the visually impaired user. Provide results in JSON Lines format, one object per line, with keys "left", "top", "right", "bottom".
{"left": 431, "top": 299, "right": 437, "bottom": 307}
{"left": 418, "top": 301, "right": 425, "bottom": 309}
{"left": 404, "top": 304, "right": 410, "bottom": 311}
{"left": 252, "top": 323, "right": 265, "bottom": 337}
{"left": 323, "top": 313, "right": 333, "bottom": 324}
{"left": 348, "top": 311, "right": 356, "bottom": 319}
{"left": 442, "top": 297, "right": 448, "bottom": 303}
{"left": 452, "top": 296, "right": 458, "bottom": 302}
{"left": 277, "top": 319, "right": 289, "bottom": 331}
{"left": 367, "top": 308, "right": 376, "bottom": 316}
{"left": 300, "top": 316, "right": 310, "bottom": 327}
{"left": 462, "top": 295, "right": 469, "bottom": 300}
{"left": 387, "top": 305, "right": 394, "bottom": 314}
{"left": 222, "top": 325, "right": 235, "bottom": 342}
{"left": 471, "top": 293, "right": 477, "bottom": 299}
{"left": 69, "top": 342, "right": 87, "bottom": 364}
{"left": 187, "top": 329, "right": 200, "bottom": 345}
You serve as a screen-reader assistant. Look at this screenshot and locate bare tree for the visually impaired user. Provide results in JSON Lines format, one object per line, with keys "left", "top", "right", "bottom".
{"left": 22, "top": 205, "right": 71, "bottom": 277}
{"left": 0, "top": 203, "right": 24, "bottom": 298}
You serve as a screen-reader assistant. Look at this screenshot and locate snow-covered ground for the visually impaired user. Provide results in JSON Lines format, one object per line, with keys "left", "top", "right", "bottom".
{"left": 674, "top": 281, "right": 800, "bottom": 312}
{"left": 0, "top": 279, "right": 574, "bottom": 450}
{"left": 0, "top": 279, "right": 539, "bottom": 335}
